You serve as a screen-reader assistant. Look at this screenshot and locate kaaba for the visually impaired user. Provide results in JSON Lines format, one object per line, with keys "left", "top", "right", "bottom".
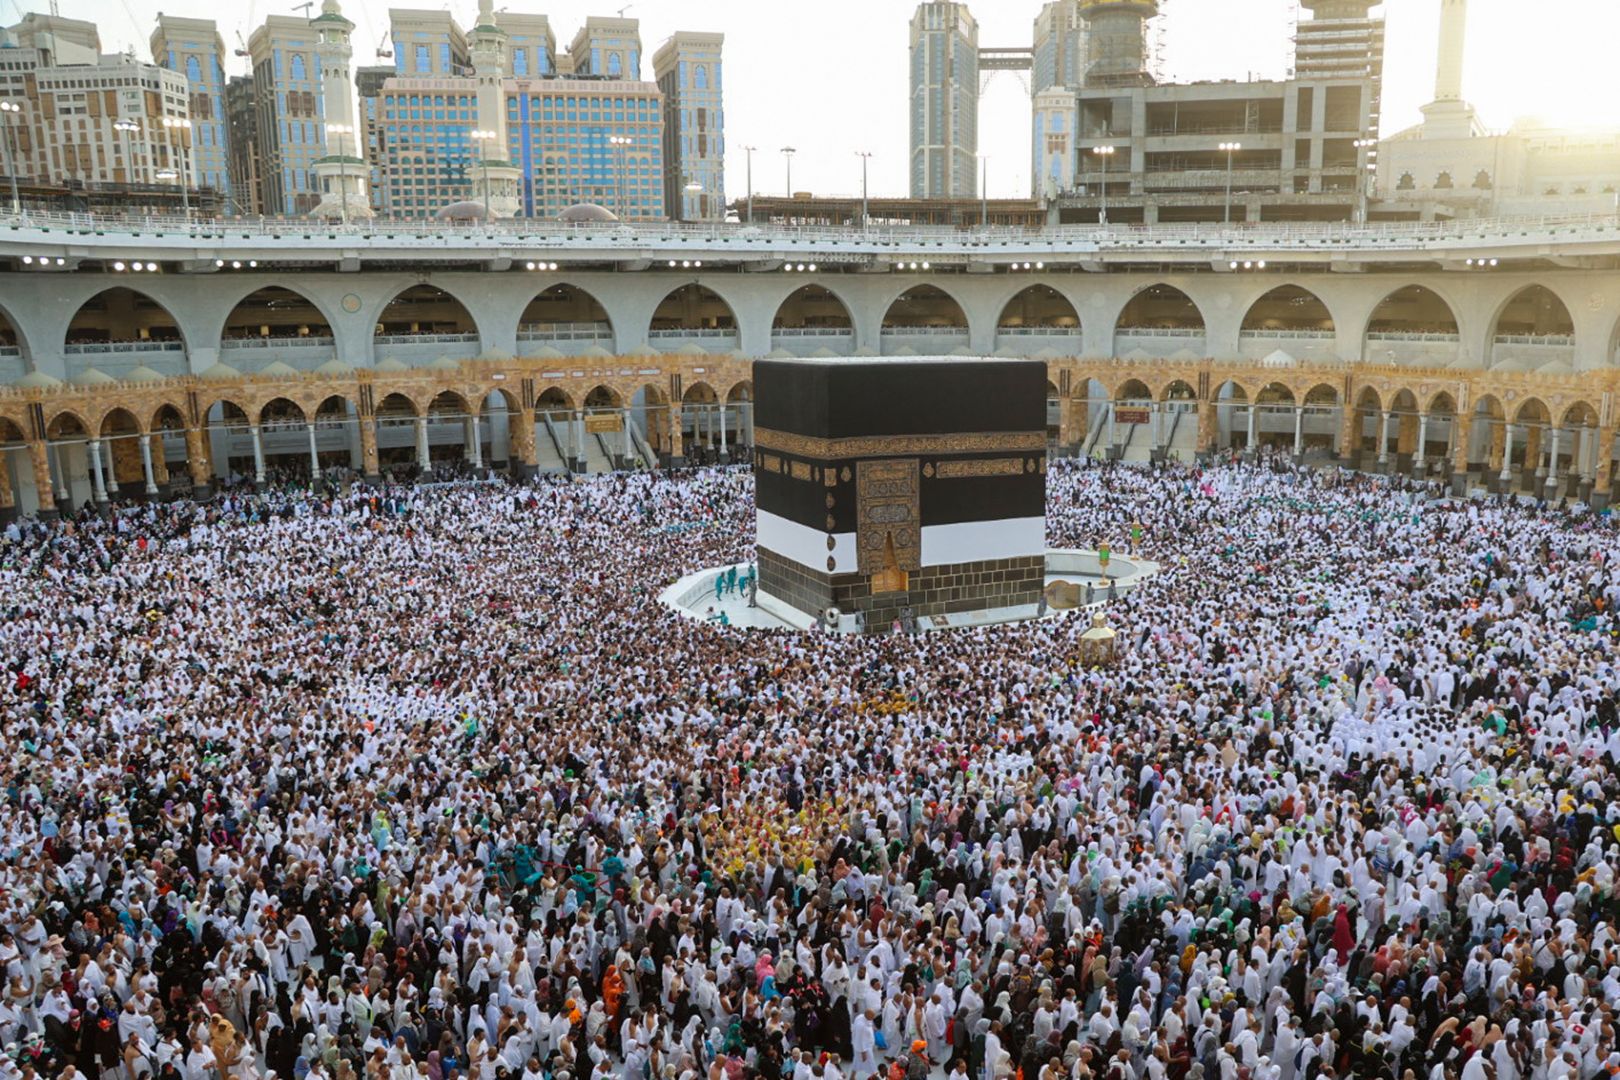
{"left": 753, "top": 357, "right": 1048, "bottom": 631}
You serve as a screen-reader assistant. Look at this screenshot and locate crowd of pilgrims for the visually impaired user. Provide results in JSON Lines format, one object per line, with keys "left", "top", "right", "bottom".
{"left": 3, "top": 458, "right": 1620, "bottom": 1080}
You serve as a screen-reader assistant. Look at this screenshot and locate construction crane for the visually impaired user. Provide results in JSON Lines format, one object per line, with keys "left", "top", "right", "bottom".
{"left": 234, "top": 30, "right": 250, "bottom": 58}
{"left": 375, "top": 30, "right": 392, "bottom": 61}
{"left": 615, "top": 5, "right": 633, "bottom": 17}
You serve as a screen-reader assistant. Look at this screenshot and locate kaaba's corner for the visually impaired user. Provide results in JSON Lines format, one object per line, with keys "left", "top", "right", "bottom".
{"left": 752, "top": 357, "right": 1048, "bottom": 632}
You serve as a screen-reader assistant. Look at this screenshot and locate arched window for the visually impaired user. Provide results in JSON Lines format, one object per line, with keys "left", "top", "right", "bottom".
{"left": 1397, "top": 172, "right": 1415, "bottom": 191}
{"left": 290, "top": 53, "right": 307, "bottom": 81}
{"left": 607, "top": 52, "right": 623, "bottom": 77}
{"left": 185, "top": 55, "right": 202, "bottom": 83}
{"left": 1473, "top": 170, "right": 1492, "bottom": 190}
{"left": 1435, "top": 171, "right": 1454, "bottom": 189}
{"left": 694, "top": 64, "right": 708, "bottom": 90}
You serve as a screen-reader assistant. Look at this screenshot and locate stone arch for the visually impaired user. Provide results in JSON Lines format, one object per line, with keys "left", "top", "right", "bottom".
{"left": 996, "top": 285, "right": 1080, "bottom": 330}
{"left": 427, "top": 390, "right": 472, "bottom": 417}
{"left": 1114, "top": 378, "right": 1152, "bottom": 401}
{"left": 1158, "top": 378, "right": 1197, "bottom": 402}
{"left": 536, "top": 386, "right": 575, "bottom": 413}
{"left": 1304, "top": 382, "right": 1339, "bottom": 406}
{"left": 215, "top": 283, "right": 337, "bottom": 346}
{"left": 258, "top": 397, "right": 308, "bottom": 427}
{"left": 376, "top": 392, "right": 420, "bottom": 418}
{"left": 726, "top": 380, "right": 753, "bottom": 403}
{"left": 1256, "top": 381, "right": 1296, "bottom": 405}
{"left": 518, "top": 283, "right": 616, "bottom": 346}
{"left": 880, "top": 284, "right": 970, "bottom": 329}
{"left": 0, "top": 299, "right": 34, "bottom": 363}
{"left": 1363, "top": 285, "right": 1459, "bottom": 365}
{"left": 150, "top": 401, "right": 189, "bottom": 434}
{"left": 1240, "top": 285, "right": 1336, "bottom": 333}
{"left": 1490, "top": 284, "right": 1576, "bottom": 340}
{"left": 1425, "top": 390, "right": 1458, "bottom": 416}
{"left": 1561, "top": 399, "right": 1600, "bottom": 427}
{"left": 45, "top": 408, "right": 92, "bottom": 438}
{"left": 650, "top": 284, "right": 739, "bottom": 336}
{"left": 1115, "top": 283, "right": 1206, "bottom": 333}
{"left": 584, "top": 384, "right": 623, "bottom": 409}
{"left": 772, "top": 284, "right": 855, "bottom": 330}
{"left": 98, "top": 406, "right": 143, "bottom": 438}
{"left": 374, "top": 284, "right": 481, "bottom": 339}
{"left": 65, "top": 287, "right": 188, "bottom": 351}
{"left": 1512, "top": 397, "right": 1550, "bottom": 425}
{"left": 682, "top": 381, "right": 719, "bottom": 405}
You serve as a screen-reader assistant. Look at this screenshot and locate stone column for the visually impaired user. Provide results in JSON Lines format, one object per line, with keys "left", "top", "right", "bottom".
{"left": 1524, "top": 425, "right": 1543, "bottom": 481}
{"left": 88, "top": 440, "right": 108, "bottom": 503}
{"left": 102, "top": 441, "right": 119, "bottom": 496}
{"left": 49, "top": 444, "right": 69, "bottom": 505}
{"left": 1545, "top": 427, "right": 1562, "bottom": 497}
{"left": 1594, "top": 427, "right": 1615, "bottom": 509}
{"left": 27, "top": 441, "right": 54, "bottom": 517}
{"left": 1499, "top": 424, "right": 1514, "bottom": 485}
{"left": 1149, "top": 404, "right": 1160, "bottom": 450}
{"left": 1106, "top": 402, "right": 1117, "bottom": 451}
{"left": 1337, "top": 405, "right": 1358, "bottom": 462}
{"left": 468, "top": 414, "right": 483, "bottom": 469}
{"left": 718, "top": 403, "right": 730, "bottom": 464}
{"left": 0, "top": 454, "right": 14, "bottom": 522}
{"left": 1245, "top": 402, "right": 1257, "bottom": 451}
{"left": 571, "top": 409, "right": 585, "bottom": 473}
{"left": 151, "top": 434, "right": 171, "bottom": 488}
{"left": 668, "top": 403, "right": 684, "bottom": 467}
{"left": 140, "top": 434, "right": 158, "bottom": 495}
{"left": 512, "top": 408, "right": 535, "bottom": 477}
{"left": 1377, "top": 411, "right": 1391, "bottom": 465}
{"left": 356, "top": 418, "right": 378, "bottom": 480}
{"left": 1449, "top": 414, "right": 1472, "bottom": 495}
{"left": 414, "top": 416, "right": 430, "bottom": 471}
{"left": 250, "top": 425, "right": 267, "bottom": 484}
{"left": 622, "top": 407, "right": 633, "bottom": 468}
{"left": 1197, "top": 400, "right": 1217, "bottom": 455}
{"left": 1413, "top": 413, "right": 1428, "bottom": 477}
{"left": 185, "top": 427, "right": 212, "bottom": 495}
{"left": 306, "top": 423, "right": 322, "bottom": 478}
{"left": 1292, "top": 406, "right": 1304, "bottom": 457}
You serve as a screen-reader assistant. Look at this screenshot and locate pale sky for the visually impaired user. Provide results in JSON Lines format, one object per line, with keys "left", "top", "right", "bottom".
{"left": 46, "top": 0, "right": 1620, "bottom": 202}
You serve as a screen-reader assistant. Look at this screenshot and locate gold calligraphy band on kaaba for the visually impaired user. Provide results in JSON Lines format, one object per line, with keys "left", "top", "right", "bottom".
{"left": 754, "top": 428, "right": 1047, "bottom": 460}
{"left": 933, "top": 458, "right": 1027, "bottom": 479}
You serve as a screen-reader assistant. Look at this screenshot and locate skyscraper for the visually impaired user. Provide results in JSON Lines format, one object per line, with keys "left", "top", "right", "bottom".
{"left": 226, "top": 76, "right": 264, "bottom": 215}
{"left": 1032, "top": 1, "right": 1084, "bottom": 95}
{"left": 652, "top": 31, "right": 724, "bottom": 221}
{"left": 569, "top": 17, "right": 641, "bottom": 79}
{"left": 388, "top": 9, "right": 469, "bottom": 78}
{"left": 150, "top": 16, "right": 233, "bottom": 209}
{"left": 909, "top": 2, "right": 978, "bottom": 199}
{"left": 247, "top": 15, "right": 328, "bottom": 215}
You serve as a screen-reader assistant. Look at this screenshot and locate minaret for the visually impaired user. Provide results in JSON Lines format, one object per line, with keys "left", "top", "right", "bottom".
{"left": 1077, "top": 0, "right": 1158, "bottom": 87}
{"left": 1433, "top": 0, "right": 1466, "bottom": 102}
{"left": 1418, "top": 0, "right": 1481, "bottom": 139}
{"left": 465, "top": 0, "right": 522, "bottom": 218}
{"left": 308, "top": 0, "right": 373, "bottom": 220}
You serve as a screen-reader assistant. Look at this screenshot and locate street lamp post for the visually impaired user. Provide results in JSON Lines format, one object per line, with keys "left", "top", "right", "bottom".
{"left": 608, "top": 135, "right": 632, "bottom": 219}
{"left": 781, "top": 146, "right": 796, "bottom": 197}
{"left": 1353, "top": 137, "right": 1378, "bottom": 225}
{"left": 1, "top": 101, "right": 24, "bottom": 215}
{"left": 112, "top": 118, "right": 140, "bottom": 192}
{"left": 855, "top": 151, "right": 872, "bottom": 228}
{"left": 1219, "top": 141, "right": 1242, "bottom": 225}
{"left": 741, "top": 144, "right": 756, "bottom": 223}
{"left": 1092, "top": 145, "right": 1116, "bottom": 226}
{"left": 161, "top": 116, "right": 192, "bottom": 219}
{"left": 327, "top": 122, "right": 355, "bottom": 225}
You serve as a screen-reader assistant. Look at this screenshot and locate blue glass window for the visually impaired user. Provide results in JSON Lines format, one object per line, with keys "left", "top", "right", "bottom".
{"left": 185, "top": 55, "right": 202, "bottom": 83}
{"left": 512, "top": 48, "right": 528, "bottom": 76}
{"left": 416, "top": 44, "right": 430, "bottom": 73}
{"left": 438, "top": 43, "right": 450, "bottom": 72}
{"left": 290, "top": 53, "right": 306, "bottom": 81}
{"left": 695, "top": 64, "right": 708, "bottom": 90}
